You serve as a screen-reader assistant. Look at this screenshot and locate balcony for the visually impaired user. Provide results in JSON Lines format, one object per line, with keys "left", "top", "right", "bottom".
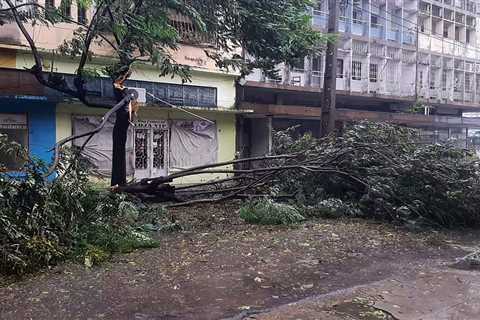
{"left": 387, "top": 29, "right": 400, "bottom": 42}
{"left": 312, "top": 9, "right": 328, "bottom": 28}
{"left": 370, "top": 23, "right": 384, "bottom": 39}
{"left": 403, "top": 31, "right": 415, "bottom": 45}
{"left": 432, "top": 6, "right": 442, "bottom": 18}
{"left": 352, "top": 20, "right": 366, "bottom": 36}
{"left": 339, "top": 17, "right": 350, "bottom": 33}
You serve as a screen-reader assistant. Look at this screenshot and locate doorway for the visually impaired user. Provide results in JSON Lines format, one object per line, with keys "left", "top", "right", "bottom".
{"left": 133, "top": 120, "right": 169, "bottom": 179}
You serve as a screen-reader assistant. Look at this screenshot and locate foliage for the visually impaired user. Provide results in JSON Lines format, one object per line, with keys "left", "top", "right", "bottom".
{"left": 5, "top": 0, "right": 327, "bottom": 91}
{"left": 0, "top": 138, "right": 159, "bottom": 276}
{"left": 303, "top": 198, "right": 363, "bottom": 219}
{"left": 272, "top": 122, "right": 480, "bottom": 228}
{"left": 240, "top": 198, "right": 305, "bottom": 225}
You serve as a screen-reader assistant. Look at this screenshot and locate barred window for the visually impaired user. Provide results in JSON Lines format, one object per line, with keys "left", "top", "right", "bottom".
{"left": 45, "top": 0, "right": 55, "bottom": 9}
{"left": 465, "top": 75, "right": 472, "bottom": 92}
{"left": 336, "top": 59, "right": 344, "bottom": 78}
{"left": 442, "top": 71, "right": 448, "bottom": 90}
{"left": 78, "top": 5, "right": 87, "bottom": 23}
{"left": 60, "top": 0, "right": 71, "bottom": 17}
{"left": 312, "top": 56, "right": 322, "bottom": 72}
{"left": 352, "top": 61, "right": 362, "bottom": 80}
{"left": 369, "top": 63, "right": 378, "bottom": 82}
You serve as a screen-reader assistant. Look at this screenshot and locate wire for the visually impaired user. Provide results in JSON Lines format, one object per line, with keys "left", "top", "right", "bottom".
{"left": 145, "top": 92, "right": 215, "bottom": 124}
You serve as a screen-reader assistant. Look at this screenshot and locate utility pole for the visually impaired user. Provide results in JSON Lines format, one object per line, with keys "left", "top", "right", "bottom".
{"left": 414, "top": 15, "right": 419, "bottom": 102}
{"left": 321, "top": 0, "right": 339, "bottom": 136}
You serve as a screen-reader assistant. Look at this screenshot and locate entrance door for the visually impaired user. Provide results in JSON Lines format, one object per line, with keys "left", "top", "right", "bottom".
{"left": 134, "top": 120, "right": 169, "bottom": 180}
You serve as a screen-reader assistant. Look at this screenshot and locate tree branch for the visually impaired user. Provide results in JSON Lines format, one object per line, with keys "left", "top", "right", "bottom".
{"left": 45, "top": 90, "right": 135, "bottom": 177}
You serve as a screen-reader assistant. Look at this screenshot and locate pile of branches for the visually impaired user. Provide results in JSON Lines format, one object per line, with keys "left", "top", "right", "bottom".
{"left": 120, "top": 121, "right": 480, "bottom": 228}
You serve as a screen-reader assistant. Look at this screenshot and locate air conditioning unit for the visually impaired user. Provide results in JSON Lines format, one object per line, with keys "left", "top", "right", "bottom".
{"left": 127, "top": 87, "right": 147, "bottom": 103}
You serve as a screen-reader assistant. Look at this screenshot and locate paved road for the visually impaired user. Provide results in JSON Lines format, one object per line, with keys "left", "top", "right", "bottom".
{"left": 237, "top": 266, "right": 480, "bottom": 320}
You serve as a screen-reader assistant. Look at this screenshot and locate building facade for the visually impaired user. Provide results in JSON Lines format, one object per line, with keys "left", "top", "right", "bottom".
{"left": 0, "top": 1, "right": 239, "bottom": 183}
{"left": 239, "top": 0, "right": 480, "bottom": 157}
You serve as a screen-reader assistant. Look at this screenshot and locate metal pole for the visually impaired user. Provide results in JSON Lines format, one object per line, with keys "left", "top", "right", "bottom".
{"left": 321, "top": 0, "right": 339, "bottom": 136}
{"left": 415, "top": 15, "right": 419, "bottom": 102}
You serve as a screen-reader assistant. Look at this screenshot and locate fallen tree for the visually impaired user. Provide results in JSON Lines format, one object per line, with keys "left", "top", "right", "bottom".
{"left": 117, "top": 121, "right": 480, "bottom": 228}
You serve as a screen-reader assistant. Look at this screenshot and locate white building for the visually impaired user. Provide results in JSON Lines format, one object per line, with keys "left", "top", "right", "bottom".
{"left": 238, "top": 0, "right": 480, "bottom": 156}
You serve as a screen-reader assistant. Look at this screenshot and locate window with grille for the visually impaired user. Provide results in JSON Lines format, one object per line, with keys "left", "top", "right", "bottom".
{"left": 442, "top": 71, "right": 448, "bottom": 90}
{"left": 454, "top": 77, "right": 462, "bottom": 92}
{"left": 430, "top": 73, "right": 436, "bottom": 90}
{"left": 419, "top": 71, "right": 424, "bottom": 88}
{"left": 352, "top": 61, "right": 362, "bottom": 80}
{"left": 184, "top": 86, "right": 199, "bottom": 106}
{"left": 443, "top": 27, "right": 449, "bottom": 38}
{"left": 291, "top": 58, "right": 305, "bottom": 71}
{"left": 336, "top": 59, "right": 344, "bottom": 78}
{"left": 0, "top": 113, "right": 28, "bottom": 171}
{"left": 353, "top": 10, "right": 363, "bottom": 23}
{"left": 78, "top": 5, "right": 87, "bottom": 23}
{"left": 169, "top": 14, "right": 216, "bottom": 47}
{"left": 60, "top": 0, "right": 71, "bottom": 17}
{"left": 465, "top": 75, "right": 472, "bottom": 92}
{"left": 45, "top": 0, "right": 55, "bottom": 9}
{"left": 369, "top": 64, "right": 378, "bottom": 82}
{"left": 312, "top": 56, "right": 322, "bottom": 72}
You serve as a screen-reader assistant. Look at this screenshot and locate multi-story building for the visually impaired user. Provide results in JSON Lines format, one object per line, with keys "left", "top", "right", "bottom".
{"left": 238, "top": 0, "right": 480, "bottom": 157}
{"left": 0, "top": 2, "right": 240, "bottom": 183}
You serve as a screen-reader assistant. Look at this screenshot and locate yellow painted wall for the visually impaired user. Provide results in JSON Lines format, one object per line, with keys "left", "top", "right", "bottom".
{"left": 56, "top": 103, "right": 237, "bottom": 184}
{"left": 16, "top": 48, "right": 238, "bottom": 184}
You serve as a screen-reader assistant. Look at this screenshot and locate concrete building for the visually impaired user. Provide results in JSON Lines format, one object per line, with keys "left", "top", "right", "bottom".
{"left": 238, "top": 0, "right": 480, "bottom": 157}
{"left": 0, "top": 1, "right": 240, "bottom": 183}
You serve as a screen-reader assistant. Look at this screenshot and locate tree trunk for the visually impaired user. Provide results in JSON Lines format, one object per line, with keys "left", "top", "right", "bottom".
{"left": 111, "top": 87, "right": 130, "bottom": 186}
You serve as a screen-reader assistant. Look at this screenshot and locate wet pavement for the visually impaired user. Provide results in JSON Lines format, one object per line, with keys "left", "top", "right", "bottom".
{"left": 243, "top": 266, "right": 480, "bottom": 320}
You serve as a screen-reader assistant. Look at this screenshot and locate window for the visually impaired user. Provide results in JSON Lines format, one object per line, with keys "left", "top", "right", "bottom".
{"left": 78, "top": 5, "right": 87, "bottom": 23}
{"left": 0, "top": 113, "right": 28, "bottom": 171}
{"left": 442, "top": 71, "right": 448, "bottom": 90}
{"left": 419, "top": 71, "right": 423, "bottom": 88}
{"left": 352, "top": 61, "right": 362, "bottom": 80}
{"left": 369, "top": 63, "right": 378, "bottom": 82}
{"left": 466, "top": 29, "right": 471, "bottom": 44}
{"left": 312, "top": 56, "right": 322, "bottom": 73}
{"left": 170, "top": 14, "right": 215, "bottom": 46}
{"left": 45, "top": 0, "right": 55, "bottom": 9}
{"left": 353, "top": 10, "right": 362, "bottom": 23}
{"left": 454, "top": 77, "right": 461, "bottom": 92}
{"left": 60, "top": 0, "right": 71, "bottom": 17}
{"left": 336, "top": 59, "right": 344, "bottom": 78}
{"left": 371, "top": 15, "right": 379, "bottom": 27}
{"left": 443, "top": 28, "right": 449, "bottom": 38}
{"left": 291, "top": 58, "right": 305, "bottom": 71}
{"left": 465, "top": 75, "right": 472, "bottom": 92}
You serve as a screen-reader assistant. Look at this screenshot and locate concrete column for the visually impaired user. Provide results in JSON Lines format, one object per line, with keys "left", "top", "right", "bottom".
{"left": 250, "top": 117, "right": 273, "bottom": 157}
